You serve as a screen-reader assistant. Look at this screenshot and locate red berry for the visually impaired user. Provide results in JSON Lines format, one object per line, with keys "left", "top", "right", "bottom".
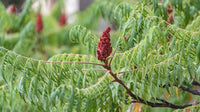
{"left": 35, "top": 13, "right": 43, "bottom": 33}
{"left": 10, "top": 4, "right": 16, "bottom": 13}
{"left": 59, "top": 13, "right": 67, "bottom": 27}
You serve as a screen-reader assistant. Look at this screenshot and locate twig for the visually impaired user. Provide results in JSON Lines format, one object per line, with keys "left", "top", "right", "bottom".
{"left": 66, "top": 62, "right": 105, "bottom": 66}
{"left": 153, "top": 16, "right": 200, "bottom": 34}
{"left": 82, "top": 69, "right": 108, "bottom": 72}
{"left": 108, "top": 68, "right": 197, "bottom": 109}
{"left": 155, "top": 98, "right": 199, "bottom": 108}
{"left": 175, "top": 84, "right": 200, "bottom": 95}
{"left": 125, "top": 100, "right": 138, "bottom": 104}
{"left": 0, "top": 47, "right": 103, "bottom": 66}
{"left": 103, "top": 60, "right": 199, "bottom": 109}
{"left": 130, "top": 98, "right": 198, "bottom": 109}
{"left": 82, "top": 69, "right": 133, "bottom": 75}
{"left": 162, "top": 83, "right": 200, "bottom": 96}
{"left": 192, "top": 81, "right": 200, "bottom": 86}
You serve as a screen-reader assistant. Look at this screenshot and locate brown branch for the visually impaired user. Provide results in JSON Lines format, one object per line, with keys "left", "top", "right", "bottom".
{"left": 109, "top": 68, "right": 197, "bottom": 109}
{"left": 192, "top": 81, "right": 200, "bottom": 86}
{"left": 130, "top": 99, "right": 198, "bottom": 109}
{"left": 102, "top": 62, "right": 199, "bottom": 109}
{"left": 174, "top": 84, "right": 200, "bottom": 95}
{"left": 155, "top": 98, "right": 199, "bottom": 109}
{"left": 161, "top": 83, "right": 200, "bottom": 96}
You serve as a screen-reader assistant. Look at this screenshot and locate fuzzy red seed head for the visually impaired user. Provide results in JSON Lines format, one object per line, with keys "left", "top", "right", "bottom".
{"left": 97, "top": 27, "right": 112, "bottom": 62}
{"left": 166, "top": 7, "right": 172, "bottom": 14}
{"left": 7, "top": 4, "right": 16, "bottom": 14}
{"left": 59, "top": 13, "right": 67, "bottom": 27}
{"left": 166, "top": 4, "right": 173, "bottom": 14}
{"left": 169, "top": 15, "right": 174, "bottom": 23}
{"left": 167, "top": 15, "right": 174, "bottom": 24}
{"left": 35, "top": 13, "right": 43, "bottom": 33}
{"left": 10, "top": 4, "right": 16, "bottom": 13}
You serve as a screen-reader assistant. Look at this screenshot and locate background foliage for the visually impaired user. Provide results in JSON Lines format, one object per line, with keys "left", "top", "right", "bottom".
{"left": 0, "top": 0, "right": 200, "bottom": 111}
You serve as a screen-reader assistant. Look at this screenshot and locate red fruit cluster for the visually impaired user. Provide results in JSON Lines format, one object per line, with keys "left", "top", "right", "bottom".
{"left": 166, "top": 5, "right": 173, "bottom": 14}
{"left": 59, "top": 13, "right": 67, "bottom": 27}
{"left": 166, "top": 4, "right": 174, "bottom": 24}
{"left": 10, "top": 4, "right": 16, "bottom": 13}
{"left": 35, "top": 13, "right": 43, "bottom": 33}
{"left": 166, "top": 3, "right": 174, "bottom": 42}
{"left": 97, "top": 27, "right": 112, "bottom": 62}
{"left": 7, "top": 4, "right": 16, "bottom": 14}
{"left": 167, "top": 15, "right": 174, "bottom": 24}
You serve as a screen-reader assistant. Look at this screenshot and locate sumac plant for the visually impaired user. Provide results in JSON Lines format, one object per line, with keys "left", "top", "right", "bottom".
{"left": 0, "top": 0, "right": 200, "bottom": 112}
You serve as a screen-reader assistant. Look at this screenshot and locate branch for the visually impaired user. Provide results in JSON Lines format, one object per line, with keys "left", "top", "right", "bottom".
{"left": 175, "top": 84, "right": 200, "bottom": 95}
{"left": 192, "top": 81, "right": 200, "bottom": 86}
{"left": 103, "top": 62, "right": 198, "bottom": 109}
{"left": 130, "top": 98, "right": 198, "bottom": 109}
{"left": 65, "top": 62, "right": 105, "bottom": 66}
{"left": 82, "top": 69, "right": 108, "bottom": 72}
{"left": 162, "top": 83, "right": 200, "bottom": 96}
{"left": 155, "top": 98, "right": 199, "bottom": 109}
{"left": 127, "top": 98, "right": 199, "bottom": 109}
{"left": 0, "top": 47, "right": 104, "bottom": 66}
{"left": 111, "top": 70, "right": 198, "bottom": 109}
